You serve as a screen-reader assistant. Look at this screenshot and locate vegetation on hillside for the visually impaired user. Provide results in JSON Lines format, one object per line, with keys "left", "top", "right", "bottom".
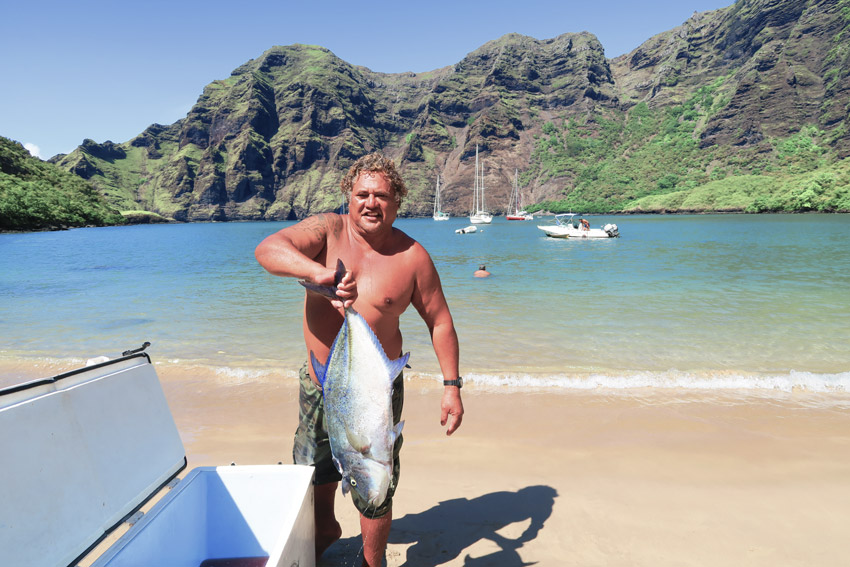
{"left": 0, "top": 136, "right": 125, "bottom": 231}
{"left": 527, "top": 80, "right": 850, "bottom": 214}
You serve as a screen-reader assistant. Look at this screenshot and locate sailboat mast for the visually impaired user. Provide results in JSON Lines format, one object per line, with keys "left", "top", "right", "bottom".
{"left": 481, "top": 162, "right": 486, "bottom": 213}
{"left": 433, "top": 175, "right": 439, "bottom": 215}
{"left": 473, "top": 145, "right": 479, "bottom": 214}
{"left": 514, "top": 168, "right": 518, "bottom": 214}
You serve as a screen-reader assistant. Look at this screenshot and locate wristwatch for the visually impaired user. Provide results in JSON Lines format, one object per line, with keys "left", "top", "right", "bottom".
{"left": 443, "top": 376, "right": 463, "bottom": 388}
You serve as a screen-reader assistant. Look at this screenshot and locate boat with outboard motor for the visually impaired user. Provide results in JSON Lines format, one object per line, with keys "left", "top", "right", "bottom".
{"left": 537, "top": 213, "right": 619, "bottom": 239}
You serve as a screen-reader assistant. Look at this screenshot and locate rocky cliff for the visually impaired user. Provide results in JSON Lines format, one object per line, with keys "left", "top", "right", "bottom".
{"left": 52, "top": 0, "right": 850, "bottom": 218}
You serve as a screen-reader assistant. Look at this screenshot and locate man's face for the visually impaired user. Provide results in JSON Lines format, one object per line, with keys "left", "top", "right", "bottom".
{"left": 348, "top": 171, "right": 398, "bottom": 232}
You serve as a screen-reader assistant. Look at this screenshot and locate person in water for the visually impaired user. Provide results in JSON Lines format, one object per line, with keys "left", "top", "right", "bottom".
{"left": 255, "top": 153, "right": 464, "bottom": 566}
{"left": 474, "top": 264, "right": 491, "bottom": 278}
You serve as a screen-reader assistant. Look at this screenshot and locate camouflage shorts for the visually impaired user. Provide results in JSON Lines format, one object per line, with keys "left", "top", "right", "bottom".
{"left": 292, "top": 362, "right": 404, "bottom": 518}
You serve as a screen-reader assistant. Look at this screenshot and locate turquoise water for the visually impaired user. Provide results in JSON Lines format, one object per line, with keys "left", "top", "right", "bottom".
{"left": 2, "top": 214, "right": 849, "bottom": 392}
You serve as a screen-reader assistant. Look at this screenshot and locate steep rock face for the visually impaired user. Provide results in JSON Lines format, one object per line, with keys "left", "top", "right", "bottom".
{"left": 610, "top": 0, "right": 849, "bottom": 155}
{"left": 55, "top": 36, "right": 616, "bottom": 219}
{"left": 53, "top": 0, "right": 850, "bottom": 219}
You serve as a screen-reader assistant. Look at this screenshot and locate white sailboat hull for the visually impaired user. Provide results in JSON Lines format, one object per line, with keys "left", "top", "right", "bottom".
{"left": 469, "top": 213, "right": 492, "bottom": 224}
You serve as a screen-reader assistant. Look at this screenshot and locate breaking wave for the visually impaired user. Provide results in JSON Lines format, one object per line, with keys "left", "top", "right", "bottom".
{"left": 451, "top": 369, "right": 850, "bottom": 394}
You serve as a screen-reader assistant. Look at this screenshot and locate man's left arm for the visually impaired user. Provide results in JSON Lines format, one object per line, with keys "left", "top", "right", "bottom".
{"left": 411, "top": 250, "right": 464, "bottom": 436}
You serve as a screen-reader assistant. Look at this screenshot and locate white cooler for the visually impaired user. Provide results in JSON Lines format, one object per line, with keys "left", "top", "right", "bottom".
{"left": 0, "top": 352, "right": 315, "bottom": 567}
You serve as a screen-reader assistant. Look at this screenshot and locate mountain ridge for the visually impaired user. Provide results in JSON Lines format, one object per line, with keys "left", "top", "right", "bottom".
{"left": 43, "top": 0, "right": 850, "bottom": 219}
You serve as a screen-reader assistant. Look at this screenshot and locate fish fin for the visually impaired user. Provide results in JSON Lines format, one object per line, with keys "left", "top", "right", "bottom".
{"left": 332, "top": 456, "right": 344, "bottom": 475}
{"left": 392, "top": 420, "right": 405, "bottom": 444}
{"left": 344, "top": 426, "right": 372, "bottom": 454}
{"left": 309, "top": 351, "right": 328, "bottom": 389}
{"left": 387, "top": 352, "right": 411, "bottom": 382}
{"left": 333, "top": 456, "right": 350, "bottom": 497}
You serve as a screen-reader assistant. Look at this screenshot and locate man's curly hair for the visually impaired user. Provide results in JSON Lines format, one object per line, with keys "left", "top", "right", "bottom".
{"left": 340, "top": 153, "right": 408, "bottom": 205}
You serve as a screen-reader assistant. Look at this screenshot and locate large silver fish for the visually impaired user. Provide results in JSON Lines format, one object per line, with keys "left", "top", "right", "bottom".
{"left": 300, "top": 260, "right": 408, "bottom": 508}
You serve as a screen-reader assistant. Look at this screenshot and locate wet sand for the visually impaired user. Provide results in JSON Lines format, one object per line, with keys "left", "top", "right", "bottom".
{"left": 155, "top": 366, "right": 850, "bottom": 567}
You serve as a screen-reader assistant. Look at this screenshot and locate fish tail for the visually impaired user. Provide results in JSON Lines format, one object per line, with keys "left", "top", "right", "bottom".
{"left": 298, "top": 259, "right": 347, "bottom": 298}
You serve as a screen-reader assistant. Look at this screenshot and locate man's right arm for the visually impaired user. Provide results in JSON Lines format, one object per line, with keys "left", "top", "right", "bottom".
{"left": 255, "top": 214, "right": 337, "bottom": 281}
{"left": 255, "top": 214, "right": 356, "bottom": 308}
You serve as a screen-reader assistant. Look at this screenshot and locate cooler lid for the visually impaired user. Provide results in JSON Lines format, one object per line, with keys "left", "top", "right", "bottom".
{"left": 0, "top": 352, "right": 187, "bottom": 567}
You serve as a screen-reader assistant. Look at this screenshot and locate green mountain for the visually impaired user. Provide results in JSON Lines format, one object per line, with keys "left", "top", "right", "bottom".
{"left": 0, "top": 136, "right": 124, "bottom": 231}
{"left": 49, "top": 0, "right": 850, "bottom": 219}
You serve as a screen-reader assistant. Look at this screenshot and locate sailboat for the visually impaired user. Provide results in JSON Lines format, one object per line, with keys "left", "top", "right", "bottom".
{"left": 469, "top": 145, "right": 493, "bottom": 224}
{"left": 432, "top": 175, "right": 449, "bottom": 221}
{"left": 506, "top": 168, "right": 533, "bottom": 220}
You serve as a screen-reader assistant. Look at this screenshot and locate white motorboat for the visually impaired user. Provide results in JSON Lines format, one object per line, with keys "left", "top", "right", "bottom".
{"left": 469, "top": 145, "right": 493, "bottom": 224}
{"left": 537, "top": 213, "right": 619, "bottom": 239}
{"left": 433, "top": 175, "right": 449, "bottom": 221}
{"left": 455, "top": 225, "right": 478, "bottom": 234}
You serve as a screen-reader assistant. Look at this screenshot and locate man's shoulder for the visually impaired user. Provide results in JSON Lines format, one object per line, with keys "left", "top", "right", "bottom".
{"left": 390, "top": 227, "right": 429, "bottom": 258}
{"left": 310, "top": 213, "right": 344, "bottom": 238}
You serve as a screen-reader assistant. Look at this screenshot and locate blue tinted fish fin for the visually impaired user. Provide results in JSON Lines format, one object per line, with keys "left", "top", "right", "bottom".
{"left": 298, "top": 280, "right": 336, "bottom": 298}
{"left": 387, "top": 352, "right": 411, "bottom": 382}
{"left": 392, "top": 421, "right": 405, "bottom": 444}
{"left": 309, "top": 351, "right": 328, "bottom": 388}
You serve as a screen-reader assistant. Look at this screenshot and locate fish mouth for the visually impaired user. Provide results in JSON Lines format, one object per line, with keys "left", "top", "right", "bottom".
{"left": 367, "top": 491, "right": 383, "bottom": 507}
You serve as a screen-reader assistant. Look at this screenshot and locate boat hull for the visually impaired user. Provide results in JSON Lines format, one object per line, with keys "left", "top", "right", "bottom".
{"left": 537, "top": 214, "right": 619, "bottom": 239}
{"left": 537, "top": 225, "right": 616, "bottom": 238}
{"left": 537, "top": 226, "right": 570, "bottom": 238}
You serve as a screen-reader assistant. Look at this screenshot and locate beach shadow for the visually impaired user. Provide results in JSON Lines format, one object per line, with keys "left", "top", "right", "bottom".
{"left": 388, "top": 485, "right": 558, "bottom": 566}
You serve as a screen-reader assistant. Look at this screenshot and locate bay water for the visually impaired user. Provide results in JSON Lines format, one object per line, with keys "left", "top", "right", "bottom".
{"left": 2, "top": 214, "right": 848, "bottom": 394}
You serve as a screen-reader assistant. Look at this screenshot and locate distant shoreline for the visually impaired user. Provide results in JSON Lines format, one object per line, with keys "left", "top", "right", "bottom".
{"left": 4, "top": 209, "right": 845, "bottom": 235}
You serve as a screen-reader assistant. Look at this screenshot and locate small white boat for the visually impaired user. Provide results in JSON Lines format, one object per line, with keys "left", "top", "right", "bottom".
{"left": 468, "top": 145, "right": 492, "bottom": 224}
{"left": 537, "top": 213, "right": 619, "bottom": 239}
{"left": 433, "top": 175, "right": 449, "bottom": 221}
{"left": 455, "top": 225, "right": 478, "bottom": 234}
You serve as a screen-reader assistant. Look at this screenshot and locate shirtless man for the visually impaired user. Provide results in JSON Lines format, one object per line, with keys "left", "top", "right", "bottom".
{"left": 255, "top": 153, "right": 464, "bottom": 566}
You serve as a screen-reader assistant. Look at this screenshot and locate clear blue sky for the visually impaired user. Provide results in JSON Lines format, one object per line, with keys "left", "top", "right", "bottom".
{"left": 1, "top": 0, "right": 733, "bottom": 160}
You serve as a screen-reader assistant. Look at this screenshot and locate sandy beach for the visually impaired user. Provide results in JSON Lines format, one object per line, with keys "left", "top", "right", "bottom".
{"left": 148, "top": 366, "right": 850, "bottom": 567}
